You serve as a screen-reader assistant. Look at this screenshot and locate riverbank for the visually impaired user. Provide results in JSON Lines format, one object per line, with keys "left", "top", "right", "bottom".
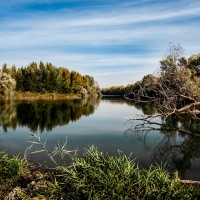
{"left": 13, "top": 91, "right": 81, "bottom": 100}
{"left": 1, "top": 147, "right": 200, "bottom": 199}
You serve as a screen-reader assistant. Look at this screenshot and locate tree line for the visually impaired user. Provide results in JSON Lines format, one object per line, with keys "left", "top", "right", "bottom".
{"left": 1, "top": 61, "right": 101, "bottom": 98}
{"left": 101, "top": 85, "right": 132, "bottom": 96}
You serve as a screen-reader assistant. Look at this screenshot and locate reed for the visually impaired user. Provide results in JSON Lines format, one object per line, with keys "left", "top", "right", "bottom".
{"left": 58, "top": 146, "right": 200, "bottom": 199}
{"left": 1, "top": 145, "right": 200, "bottom": 199}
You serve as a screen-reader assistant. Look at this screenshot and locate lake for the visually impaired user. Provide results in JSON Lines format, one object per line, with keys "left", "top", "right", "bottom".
{"left": 0, "top": 97, "right": 200, "bottom": 180}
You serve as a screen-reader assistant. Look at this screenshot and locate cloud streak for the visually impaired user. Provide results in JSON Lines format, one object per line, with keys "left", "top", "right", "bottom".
{"left": 0, "top": 0, "right": 200, "bottom": 87}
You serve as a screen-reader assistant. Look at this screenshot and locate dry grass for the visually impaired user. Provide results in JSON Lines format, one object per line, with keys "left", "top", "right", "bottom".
{"left": 13, "top": 91, "right": 81, "bottom": 100}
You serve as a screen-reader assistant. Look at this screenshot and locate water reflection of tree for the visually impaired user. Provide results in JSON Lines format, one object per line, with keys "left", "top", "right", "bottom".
{"left": 102, "top": 96, "right": 146, "bottom": 107}
{"left": 128, "top": 101, "right": 200, "bottom": 136}
{"left": 132, "top": 102, "right": 157, "bottom": 115}
{"left": 126, "top": 103, "right": 200, "bottom": 178}
{"left": 152, "top": 134, "right": 200, "bottom": 178}
{"left": 0, "top": 98, "right": 99, "bottom": 132}
{"left": 0, "top": 100, "right": 17, "bottom": 132}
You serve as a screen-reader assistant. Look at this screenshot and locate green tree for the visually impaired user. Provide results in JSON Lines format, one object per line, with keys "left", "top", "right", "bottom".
{"left": 2, "top": 63, "right": 10, "bottom": 74}
{"left": 15, "top": 68, "right": 23, "bottom": 91}
{"left": 3, "top": 61, "right": 101, "bottom": 97}
{"left": 57, "top": 68, "right": 71, "bottom": 93}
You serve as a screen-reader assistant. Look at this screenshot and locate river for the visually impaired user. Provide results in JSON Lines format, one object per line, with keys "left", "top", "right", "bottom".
{"left": 0, "top": 97, "right": 200, "bottom": 180}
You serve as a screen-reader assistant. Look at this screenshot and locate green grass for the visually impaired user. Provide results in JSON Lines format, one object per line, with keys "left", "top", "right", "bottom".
{"left": 0, "top": 152, "right": 28, "bottom": 198}
{"left": 59, "top": 146, "right": 200, "bottom": 200}
{"left": 1, "top": 147, "right": 200, "bottom": 199}
{"left": 0, "top": 152, "right": 26, "bottom": 182}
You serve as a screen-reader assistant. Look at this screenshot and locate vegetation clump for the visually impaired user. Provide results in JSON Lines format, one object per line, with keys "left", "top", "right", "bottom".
{"left": 60, "top": 147, "right": 200, "bottom": 199}
{"left": 0, "top": 152, "right": 25, "bottom": 182}
{"left": 0, "top": 152, "right": 27, "bottom": 198}
{"left": 1, "top": 147, "right": 200, "bottom": 199}
{"left": 101, "top": 85, "right": 130, "bottom": 96}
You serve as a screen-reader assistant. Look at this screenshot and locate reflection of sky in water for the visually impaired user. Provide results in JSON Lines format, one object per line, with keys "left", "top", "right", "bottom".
{"left": 0, "top": 98, "right": 200, "bottom": 180}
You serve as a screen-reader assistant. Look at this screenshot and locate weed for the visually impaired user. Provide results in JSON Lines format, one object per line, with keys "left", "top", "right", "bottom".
{"left": 1, "top": 142, "right": 200, "bottom": 199}
{"left": 0, "top": 152, "right": 26, "bottom": 183}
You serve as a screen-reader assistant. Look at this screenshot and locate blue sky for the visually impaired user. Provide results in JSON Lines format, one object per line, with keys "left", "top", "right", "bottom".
{"left": 0, "top": 0, "right": 200, "bottom": 87}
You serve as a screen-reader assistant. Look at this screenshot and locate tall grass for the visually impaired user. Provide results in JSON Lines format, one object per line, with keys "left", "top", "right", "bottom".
{"left": 0, "top": 152, "right": 28, "bottom": 199}
{"left": 0, "top": 152, "right": 26, "bottom": 183}
{"left": 1, "top": 145, "right": 200, "bottom": 199}
{"left": 58, "top": 146, "right": 199, "bottom": 199}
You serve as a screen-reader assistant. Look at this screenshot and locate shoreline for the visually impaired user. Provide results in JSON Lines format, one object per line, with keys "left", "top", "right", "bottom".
{"left": 12, "top": 91, "right": 82, "bottom": 100}
{"left": 1, "top": 149, "right": 200, "bottom": 199}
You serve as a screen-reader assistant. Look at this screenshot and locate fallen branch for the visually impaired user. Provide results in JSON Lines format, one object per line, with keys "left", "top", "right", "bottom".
{"left": 180, "top": 180, "right": 200, "bottom": 185}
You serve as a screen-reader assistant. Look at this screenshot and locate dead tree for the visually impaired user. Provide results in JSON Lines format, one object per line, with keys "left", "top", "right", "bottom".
{"left": 125, "top": 45, "right": 200, "bottom": 135}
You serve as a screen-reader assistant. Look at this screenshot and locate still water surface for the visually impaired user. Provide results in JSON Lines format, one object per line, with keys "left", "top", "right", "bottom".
{"left": 0, "top": 97, "right": 200, "bottom": 180}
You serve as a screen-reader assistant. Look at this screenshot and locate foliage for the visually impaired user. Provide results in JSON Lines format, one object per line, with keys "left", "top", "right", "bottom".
{"left": 0, "top": 152, "right": 27, "bottom": 199}
{"left": 0, "top": 152, "right": 26, "bottom": 183}
{"left": 187, "top": 53, "right": 200, "bottom": 77}
{"left": 0, "top": 151, "right": 61, "bottom": 199}
{"left": 62, "top": 146, "right": 200, "bottom": 199}
{"left": 1, "top": 147, "right": 200, "bottom": 199}
{"left": 29, "top": 132, "right": 199, "bottom": 199}
{"left": 125, "top": 45, "right": 200, "bottom": 121}
{"left": 101, "top": 85, "right": 132, "bottom": 96}
{"left": 1, "top": 61, "right": 101, "bottom": 97}
{"left": 0, "top": 72, "right": 16, "bottom": 99}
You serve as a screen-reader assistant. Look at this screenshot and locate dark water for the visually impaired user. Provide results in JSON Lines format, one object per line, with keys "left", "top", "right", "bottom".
{"left": 0, "top": 97, "right": 200, "bottom": 180}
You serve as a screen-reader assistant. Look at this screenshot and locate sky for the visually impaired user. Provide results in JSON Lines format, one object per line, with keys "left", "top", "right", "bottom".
{"left": 0, "top": 0, "right": 200, "bottom": 88}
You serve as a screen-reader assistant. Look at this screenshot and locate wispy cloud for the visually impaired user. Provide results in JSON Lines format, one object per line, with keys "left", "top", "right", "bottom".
{"left": 0, "top": 0, "right": 200, "bottom": 87}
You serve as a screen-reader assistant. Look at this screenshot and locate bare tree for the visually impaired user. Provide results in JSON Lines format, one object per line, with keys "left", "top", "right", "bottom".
{"left": 126, "top": 45, "right": 200, "bottom": 117}
{"left": 125, "top": 44, "right": 200, "bottom": 135}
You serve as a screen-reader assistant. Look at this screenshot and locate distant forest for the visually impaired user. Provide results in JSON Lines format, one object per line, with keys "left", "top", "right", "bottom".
{"left": 101, "top": 85, "right": 131, "bottom": 96}
{"left": 1, "top": 62, "right": 100, "bottom": 96}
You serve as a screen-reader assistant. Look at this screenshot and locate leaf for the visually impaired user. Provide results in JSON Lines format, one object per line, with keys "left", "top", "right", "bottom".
{"left": 27, "top": 141, "right": 41, "bottom": 144}
{"left": 30, "top": 133, "right": 37, "bottom": 137}
{"left": 30, "top": 150, "right": 45, "bottom": 154}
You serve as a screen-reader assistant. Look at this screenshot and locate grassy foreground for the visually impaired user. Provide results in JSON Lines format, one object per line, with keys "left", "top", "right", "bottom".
{"left": 1, "top": 147, "right": 200, "bottom": 199}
